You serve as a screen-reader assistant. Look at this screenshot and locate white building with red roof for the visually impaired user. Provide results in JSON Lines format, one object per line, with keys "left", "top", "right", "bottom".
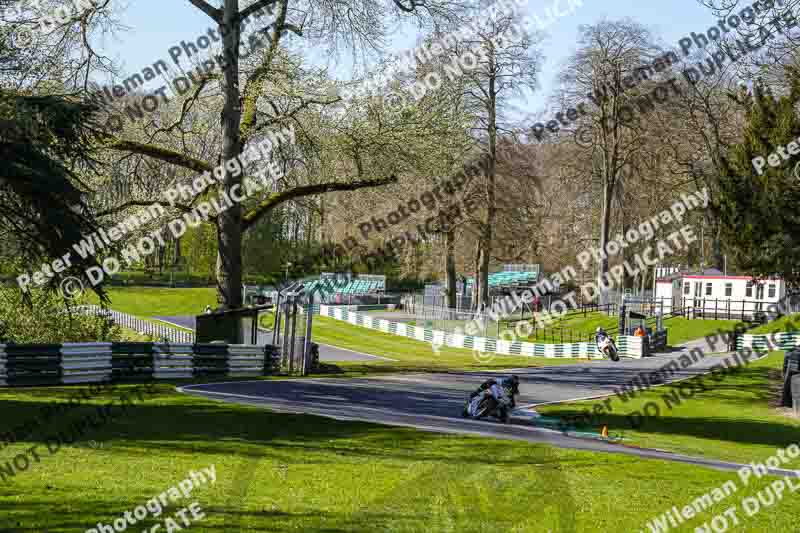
{"left": 654, "top": 268, "right": 786, "bottom": 320}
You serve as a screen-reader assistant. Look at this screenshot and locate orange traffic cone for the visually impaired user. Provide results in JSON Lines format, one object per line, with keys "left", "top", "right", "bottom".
{"left": 601, "top": 425, "right": 609, "bottom": 438}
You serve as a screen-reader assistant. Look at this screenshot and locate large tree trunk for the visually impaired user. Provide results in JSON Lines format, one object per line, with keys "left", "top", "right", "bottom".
{"left": 708, "top": 213, "right": 724, "bottom": 271}
{"left": 616, "top": 177, "right": 634, "bottom": 290}
{"left": 173, "top": 236, "right": 181, "bottom": 266}
{"left": 477, "top": 70, "right": 498, "bottom": 312}
{"left": 477, "top": 232, "right": 490, "bottom": 311}
{"left": 598, "top": 181, "right": 613, "bottom": 304}
{"left": 445, "top": 228, "right": 457, "bottom": 309}
{"left": 216, "top": 0, "right": 244, "bottom": 309}
{"left": 472, "top": 239, "right": 481, "bottom": 311}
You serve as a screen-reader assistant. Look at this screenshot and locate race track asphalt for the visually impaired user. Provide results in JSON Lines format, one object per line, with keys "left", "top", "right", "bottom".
{"left": 178, "top": 337, "right": 799, "bottom": 476}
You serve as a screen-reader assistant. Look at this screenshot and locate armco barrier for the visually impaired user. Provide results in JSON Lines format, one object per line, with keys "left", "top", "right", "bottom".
{"left": 736, "top": 332, "right": 800, "bottom": 352}
{"left": 0, "top": 343, "right": 280, "bottom": 387}
{"left": 318, "top": 305, "right": 644, "bottom": 359}
{"left": 153, "top": 344, "right": 194, "bottom": 379}
{"left": 61, "top": 343, "right": 112, "bottom": 384}
{"left": 226, "top": 345, "right": 268, "bottom": 377}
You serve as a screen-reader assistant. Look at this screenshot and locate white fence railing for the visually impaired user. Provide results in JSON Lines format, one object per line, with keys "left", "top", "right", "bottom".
{"left": 78, "top": 305, "right": 195, "bottom": 343}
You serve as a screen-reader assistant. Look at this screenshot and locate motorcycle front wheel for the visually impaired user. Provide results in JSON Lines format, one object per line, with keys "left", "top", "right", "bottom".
{"left": 608, "top": 347, "right": 620, "bottom": 362}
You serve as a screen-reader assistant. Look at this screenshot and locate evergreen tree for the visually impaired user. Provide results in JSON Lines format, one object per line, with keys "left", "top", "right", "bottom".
{"left": 715, "top": 68, "right": 800, "bottom": 285}
{"left": 0, "top": 89, "right": 108, "bottom": 296}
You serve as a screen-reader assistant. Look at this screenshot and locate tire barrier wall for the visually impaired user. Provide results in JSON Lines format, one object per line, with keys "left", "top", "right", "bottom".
{"left": 736, "top": 332, "right": 800, "bottom": 352}
{"left": 615, "top": 336, "right": 643, "bottom": 359}
{"left": 319, "top": 305, "right": 647, "bottom": 359}
{"left": 649, "top": 330, "right": 668, "bottom": 352}
{"left": 0, "top": 347, "right": 6, "bottom": 386}
{"left": 783, "top": 349, "right": 799, "bottom": 411}
{"left": 0, "top": 343, "right": 281, "bottom": 387}
{"left": 793, "top": 375, "right": 800, "bottom": 415}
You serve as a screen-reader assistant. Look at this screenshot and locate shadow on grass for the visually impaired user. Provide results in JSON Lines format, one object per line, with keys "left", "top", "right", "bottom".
{"left": 0, "top": 384, "right": 555, "bottom": 466}
{"left": 0, "top": 384, "right": 580, "bottom": 533}
{"left": 548, "top": 365, "right": 800, "bottom": 448}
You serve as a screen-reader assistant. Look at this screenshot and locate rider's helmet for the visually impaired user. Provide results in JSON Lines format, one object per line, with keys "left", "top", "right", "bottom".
{"left": 596, "top": 327, "right": 605, "bottom": 334}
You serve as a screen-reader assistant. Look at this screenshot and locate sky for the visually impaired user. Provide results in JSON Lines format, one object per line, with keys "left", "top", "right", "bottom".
{"left": 99, "top": 0, "right": 717, "bottom": 119}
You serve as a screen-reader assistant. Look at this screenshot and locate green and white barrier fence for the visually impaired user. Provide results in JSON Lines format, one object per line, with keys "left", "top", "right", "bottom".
{"left": 0, "top": 343, "right": 281, "bottom": 387}
{"left": 736, "top": 332, "right": 800, "bottom": 352}
{"left": 320, "top": 305, "right": 646, "bottom": 359}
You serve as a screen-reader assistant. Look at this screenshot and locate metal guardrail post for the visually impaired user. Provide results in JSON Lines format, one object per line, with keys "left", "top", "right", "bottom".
{"left": 303, "top": 294, "right": 314, "bottom": 375}
{"left": 289, "top": 299, "right": 298, "bottom": 375}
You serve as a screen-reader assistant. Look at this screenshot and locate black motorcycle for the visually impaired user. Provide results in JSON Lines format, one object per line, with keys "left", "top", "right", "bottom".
{"left": 462, "top": 377, "right": 518, "bottom": 423}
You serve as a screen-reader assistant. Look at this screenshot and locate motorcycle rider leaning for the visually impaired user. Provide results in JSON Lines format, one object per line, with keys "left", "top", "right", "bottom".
{"left": 595, "top": 327, "right": 609, "bottom": 345}
{"left": 462, "top": 375, "right": 520, "bottom": 422}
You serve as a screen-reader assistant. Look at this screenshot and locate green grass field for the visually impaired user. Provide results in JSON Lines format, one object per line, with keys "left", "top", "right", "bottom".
{"left": 515, "top": 311, "right": 744, "bottom": 347}
{"left": 89, "top": 287, "right": 747, "bottom": 349}
{"left": 87, "top": 287, "right": 217, "bottom": 318}
{"left": 1, "top": 383, "right": 797, "bottom": 532}
{"left": 402, "top": 310, "right": 745, "bottom": 346}
{"left": 4, "top": 291, "right": 800, "bottom": 531}
{"left": 749, "top": 313, "right": 800, "bottom": 334}
{"left": 538, "top": 351, "right": 800, "bottom": 466}
{"left": 263, "top": 312, "right": 584, "bottom": 373}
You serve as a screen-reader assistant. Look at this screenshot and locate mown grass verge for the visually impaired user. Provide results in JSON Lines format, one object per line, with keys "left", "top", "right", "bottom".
{"left": 538, "top": 351, "right": 800, "bottom": 467}
{"left": 0, "top": 383, "right": 797, "bottom": 532}
{"left": 274, "top": 313, "right": 585, "bottom": 373}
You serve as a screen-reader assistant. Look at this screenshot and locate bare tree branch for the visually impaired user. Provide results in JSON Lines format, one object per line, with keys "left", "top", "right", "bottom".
{"left": 239, "top": 0, "right": 280, "bottom": 21}
{"left": 96, "top": 200, "right": 195, "bottom": 217}
{"left": 102, "top": 139, "right": 213, "bottom": 174}
{"left": 242, "top": 175, "right": 398, "bottom": 231}
{"left": 187, "top": 0, "right": 223, "bottom": 23}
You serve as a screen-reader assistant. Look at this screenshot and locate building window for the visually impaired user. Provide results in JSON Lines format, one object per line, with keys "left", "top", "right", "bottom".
{"left": 769, "top": 284, "right": 776, "bottom": 298}
{"left": 684, "top": 282, "right": 690, "bottom": 295}
{"left": 746, "top": 281, "right": 753, "bottom": 298}
{"left": 725, "top": 283, "right": 732, "bottom": 297}
{"left": 705, "top": 283, "right": 713, "bottom": 296}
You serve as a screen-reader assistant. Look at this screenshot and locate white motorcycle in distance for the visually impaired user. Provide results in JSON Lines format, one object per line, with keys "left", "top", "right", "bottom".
{"left": 595, "top": 329, "right": 620, "bottom": 361}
